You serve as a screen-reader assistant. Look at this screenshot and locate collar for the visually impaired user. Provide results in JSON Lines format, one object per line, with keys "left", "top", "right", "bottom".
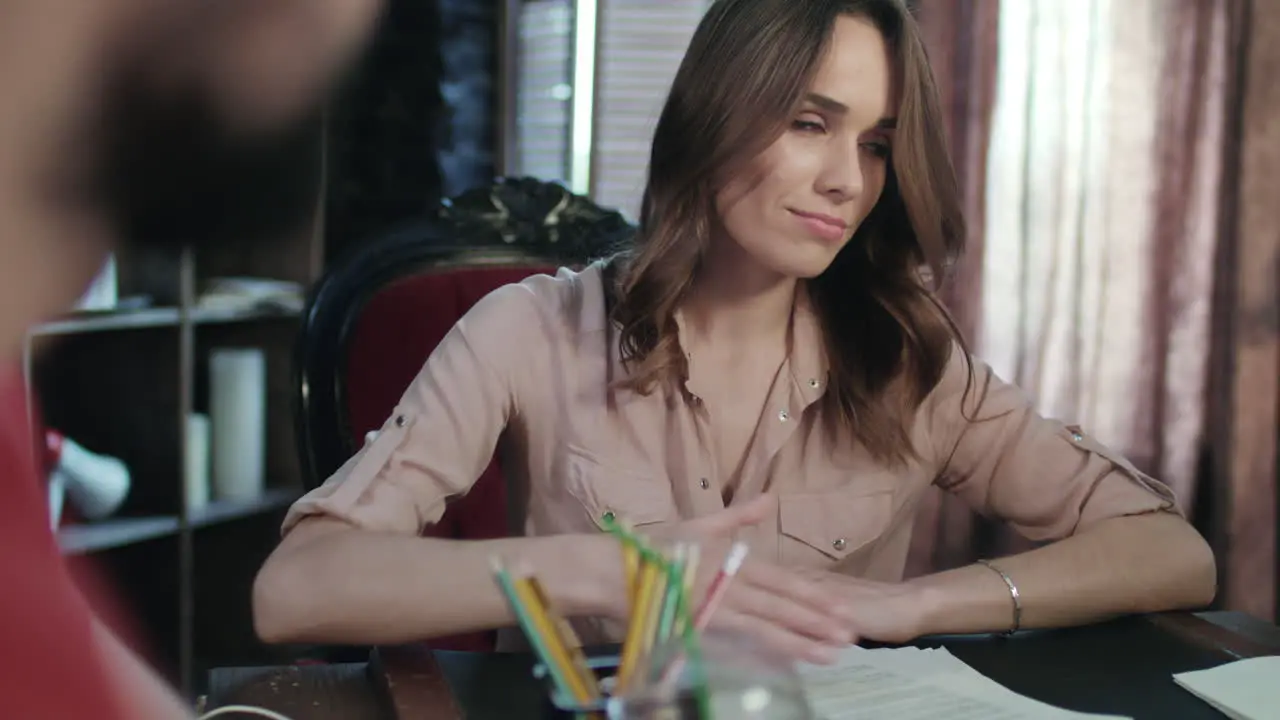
{"left": 673, "top": 282, "right": 830, "bottom": 405}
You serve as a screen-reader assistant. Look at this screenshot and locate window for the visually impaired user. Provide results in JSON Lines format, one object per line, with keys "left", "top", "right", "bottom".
{"left": 512, "top": 0, "right": 574, "bottom": 185}
{"left": 591, "top": 1, "right": 707, "bottom": 219}
{"left": 510, "top": 0, "right": 708, "bottom": 220}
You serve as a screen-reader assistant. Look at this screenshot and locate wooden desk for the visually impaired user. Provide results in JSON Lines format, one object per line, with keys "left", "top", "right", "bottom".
{"left": 205, "top": 612, "right": 1280, "bottom": 720}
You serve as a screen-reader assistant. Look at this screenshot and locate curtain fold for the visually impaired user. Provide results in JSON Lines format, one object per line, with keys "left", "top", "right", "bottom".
{"left": 909, "top": 0, "right": 1262, "bottom": 608}
{"left": 978, "top": 0, "right": 1228, "bottom": 513}
{"left": 1212, "top": 0, "right": 1279, "bottom": 622}
{"left": 907, "top": 0, "right": 1000, "bottom": 576}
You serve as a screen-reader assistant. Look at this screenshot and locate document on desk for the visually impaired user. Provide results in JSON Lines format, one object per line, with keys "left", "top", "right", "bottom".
{"left": 798, "top": 646, "right": 1133, "bottom": 720}
{"left": 1172, "top": 656, "right": 1280, "bottom": 720}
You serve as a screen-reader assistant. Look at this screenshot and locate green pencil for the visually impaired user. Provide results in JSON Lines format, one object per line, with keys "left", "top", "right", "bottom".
{"left": 656, "top": 544, "right": 686, "bottom": 642}
{"left": 490, "top": 557, "right": 578, "bottom": 703}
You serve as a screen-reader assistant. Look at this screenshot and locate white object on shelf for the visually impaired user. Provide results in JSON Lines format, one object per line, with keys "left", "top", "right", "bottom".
{"left": 197, "top": 276, "right": 305, "bottom": 314}
{"left": 209, "top": 348, "right": 266, "bottom": 501}
{"left": 56, "top": 434, "right": 131, "bottom": 520}
{"left": 185, "top": 413, "right": 211, "bottom": 512}
{"left": 48, "top": 470, "right": 67, "bottom": 530}
{"left": 74, "top": 255, "right": 118, "bottom": 311}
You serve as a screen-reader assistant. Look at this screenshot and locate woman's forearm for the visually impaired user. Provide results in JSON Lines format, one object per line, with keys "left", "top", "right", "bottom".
{"left": 252, "top": 518, "right": 620, "bottom": 645}
{"left": 904, "top": 513, "right": 1217, "bottom": 637}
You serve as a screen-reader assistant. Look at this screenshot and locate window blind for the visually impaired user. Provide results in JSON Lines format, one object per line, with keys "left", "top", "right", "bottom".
{"left": 513, "top": 0, "right": 574, "bottom": 184}
{"left": 591, "top": 1, "right": 708, "bottom": 219}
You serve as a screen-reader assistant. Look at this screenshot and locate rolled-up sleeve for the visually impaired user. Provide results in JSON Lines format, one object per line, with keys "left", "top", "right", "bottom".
{"left": 282, "top": 283, "right": 539, "bottom": 537}
{"left": 925, "top": 346, "right": 1180, "bottom": 542}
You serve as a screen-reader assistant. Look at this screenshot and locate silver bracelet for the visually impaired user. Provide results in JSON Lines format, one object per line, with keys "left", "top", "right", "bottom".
{"left": 976, "top": 559, "right": 1022, "bottom": 636}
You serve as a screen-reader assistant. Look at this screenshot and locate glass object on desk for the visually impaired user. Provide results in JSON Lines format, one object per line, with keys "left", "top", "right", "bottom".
{"left": 609, "top": 630, "right": 814, "bottom": 720}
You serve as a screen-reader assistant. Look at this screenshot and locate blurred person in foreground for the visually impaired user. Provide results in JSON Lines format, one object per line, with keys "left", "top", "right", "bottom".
{"left": 0, "top": 1, "right": 383, "bottom": 717}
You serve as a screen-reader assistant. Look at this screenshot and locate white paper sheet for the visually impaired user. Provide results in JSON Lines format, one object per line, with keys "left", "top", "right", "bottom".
{"left": 798, "top": 646, "right": 1132, "bottom": 720}
{"left": 1172, "top": 656, "right": 1280, "bottom": 720}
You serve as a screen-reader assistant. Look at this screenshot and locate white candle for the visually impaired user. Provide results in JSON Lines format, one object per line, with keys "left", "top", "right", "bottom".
{"left": 185, "top": 413, "right": 211, "bottom": 512}
{"left": 209, "top": 348, "right": 266, "bottom": 501}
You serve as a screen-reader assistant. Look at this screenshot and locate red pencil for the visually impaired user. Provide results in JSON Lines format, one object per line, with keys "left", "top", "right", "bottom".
{"left": 692, "top": 541, "right": 749, "bottom": 631}
{"left": 654, "top": 541, "right": 750, "bottom": 693}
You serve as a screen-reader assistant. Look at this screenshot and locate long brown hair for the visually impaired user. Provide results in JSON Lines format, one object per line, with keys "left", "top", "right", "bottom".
{"left": 609, "top": 0, "right": 968, "bottom": 466}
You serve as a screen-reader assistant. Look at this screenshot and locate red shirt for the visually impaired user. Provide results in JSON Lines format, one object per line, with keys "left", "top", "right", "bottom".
{"left": 0, "top": 368, "right": 126, "bottom": 719}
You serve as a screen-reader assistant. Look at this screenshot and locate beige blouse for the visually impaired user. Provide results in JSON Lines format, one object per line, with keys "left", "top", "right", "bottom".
{"left": 284, "top": 262, "right": 1177, "bottom": 585}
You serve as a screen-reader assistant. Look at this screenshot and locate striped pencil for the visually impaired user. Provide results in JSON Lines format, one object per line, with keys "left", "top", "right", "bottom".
{"left": 656, "top": 541, "right": 750, "bottom": 692}
{"left": 692, "top": 542, "right": 749, "bottom": 631}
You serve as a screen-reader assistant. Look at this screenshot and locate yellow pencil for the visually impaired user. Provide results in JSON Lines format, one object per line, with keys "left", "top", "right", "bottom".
{"left": 617, "top": 556, "right": 660, "bottom": 690}
{"left": 523, "top": 570, "right": 602, "bottom": 699}
{"left": 639, "top": 555, "right": 670, "bottom": 659}
{"left": 674, "top": 544, "right": 701, "bottom": 636}
{"left": 623, "top": 541, "right": 641, "bottom": 607}
{"left": 512, "top": 574, "right": 595, "bottom": 705}
{"left": 491, "top": 558, "right": 578, "bottom": 702}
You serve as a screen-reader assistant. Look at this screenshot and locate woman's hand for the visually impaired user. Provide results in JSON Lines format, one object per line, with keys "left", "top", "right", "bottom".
{"left": 795, "top": 570, "right": 931, "bottom": 645}
{"left": 612, "top": 495, "right": 858, "bottom": 664}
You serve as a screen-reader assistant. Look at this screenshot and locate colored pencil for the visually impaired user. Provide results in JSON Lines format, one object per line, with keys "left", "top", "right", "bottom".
{"left": 639, "top": 552, "right": 670, "bottom": 659}
{"left": 490, "top": 558, "right": 579, "bottom": 702}
{"left": 521, "top": 568, "right": 602, "bottom": 699}
{"left": 692, "top": 541, "right": 749, "bottom": 631}
{"left": 656, "top": 544, "right": 686, "bottom": 642}
{"left": 657, "top": 542, "right": 750, "bottom": 692}
{"left": 616, "top": 555, "right": 660, "bottom": 690}
{"left": 673, "top": 544, "right": 701, "bottom": 637}
{"left": 511, "top": 573, "right": 596, "bottom": 705}
{"left": 623, "top": 540, "right": 641, "bottom": 603}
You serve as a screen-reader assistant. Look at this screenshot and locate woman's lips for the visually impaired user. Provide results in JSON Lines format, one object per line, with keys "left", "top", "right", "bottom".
{"left": 790, "top": 209, "right": 848, "bottom": 243}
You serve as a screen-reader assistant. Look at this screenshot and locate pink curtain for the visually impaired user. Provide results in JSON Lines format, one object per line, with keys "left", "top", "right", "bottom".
{"left": 1207, "top": 0, "right": 1279, "bottom": 622}
{"left": 911, "top": 0, "right": 1275, "bottom": 621}
{"left": 907, "top": 0, "right": 1000, "bottom": 576}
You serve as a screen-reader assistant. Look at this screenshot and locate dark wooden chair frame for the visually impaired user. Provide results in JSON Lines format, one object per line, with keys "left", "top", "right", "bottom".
{"left": 292, "top": 176, "right": 635, "bottom": 489}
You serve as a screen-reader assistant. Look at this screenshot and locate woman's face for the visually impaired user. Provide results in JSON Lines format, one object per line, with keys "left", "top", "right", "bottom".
{"left": 714, "top": 15, "right": 897, "bottom": 281}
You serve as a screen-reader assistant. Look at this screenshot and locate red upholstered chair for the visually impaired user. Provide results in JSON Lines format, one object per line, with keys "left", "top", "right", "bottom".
{"left": 293, "top": 177, "right": 633, "bottom": 652}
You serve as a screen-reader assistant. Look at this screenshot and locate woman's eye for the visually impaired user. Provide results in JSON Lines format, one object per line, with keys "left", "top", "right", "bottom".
{"left": 791, "top": 119, "right": 826, "bottom": 133}
{"left": 862, "top": 141, "right": 891, "bottom": 159}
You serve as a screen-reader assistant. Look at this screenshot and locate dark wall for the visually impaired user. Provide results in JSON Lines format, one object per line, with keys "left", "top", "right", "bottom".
{"left": 324, "top": 0, "right": 497, "bottom": 264}
{"left": 438, "top": 0, "right": 499, "bottom": 197}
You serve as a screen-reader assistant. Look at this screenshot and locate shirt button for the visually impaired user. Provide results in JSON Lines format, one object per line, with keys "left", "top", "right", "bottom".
{"left": 1071, "top": 432, "right": 1084, "bottom": 442}
{"left": 832, "top": 538, "right": 848, "bottom": 551}
{"left": 699, "top": 478, "right": 710, "bottom": 490}
{"left": 778, "top": 410, "right": 790, "bottom": 422}
{"left": 602, "top": 510, "right": 616, "bottom": 523}
{"left": 808, "top": 378, "right": 820, "bottom": 388}
{"left": 394, "top": 414, "right": 407, "bottom": 427}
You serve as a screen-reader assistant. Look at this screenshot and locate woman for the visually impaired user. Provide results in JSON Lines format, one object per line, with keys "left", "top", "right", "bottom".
{"left": 253, "top": 0, "right": 1215, "bottom": 664}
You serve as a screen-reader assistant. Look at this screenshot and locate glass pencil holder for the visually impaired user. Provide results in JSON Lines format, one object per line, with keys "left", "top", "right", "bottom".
{"left": 615, "top": 630, "right": 815, "bottom": 720}
{"left": 536, "top": 632, "right": 816, "bottom": 720}
{"left": 535, "top": 655, "right": 696, "bottom": 719}
{"left": 536, "top": 655, "right": 618, "bottom": 719}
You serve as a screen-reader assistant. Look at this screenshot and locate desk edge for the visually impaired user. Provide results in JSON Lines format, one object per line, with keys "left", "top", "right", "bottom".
{"left": 369, "top": 645, "right": 464, "bottom": 720}
{"left": 1149, "top": 611, "right": 1280, "bottom": 659}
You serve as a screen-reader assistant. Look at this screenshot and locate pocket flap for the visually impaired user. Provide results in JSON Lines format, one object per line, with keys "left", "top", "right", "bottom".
{"left": 779, "top": 483, "right": 895, "bottom": 561}
{"left": 564, "top": 447, "right": 676, "bottom": 530}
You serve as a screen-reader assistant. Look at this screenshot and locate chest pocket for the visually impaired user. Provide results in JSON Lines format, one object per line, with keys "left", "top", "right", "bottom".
{"left": 562, "top": 445, "right": 679, "bottom": 533}
{"left": 778, "top": 479, "right": 897, "bottom": 570}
